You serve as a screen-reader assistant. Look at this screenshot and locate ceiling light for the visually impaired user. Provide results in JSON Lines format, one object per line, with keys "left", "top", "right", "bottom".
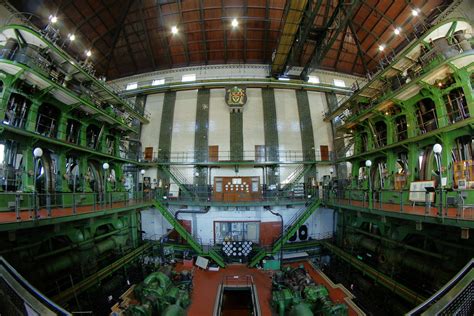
{"left": 394, "top": 27, "right": 401, "bottom": 35}
{"left": 68, "top": 34, "right": 75, "bottom": 41}
{"left": 49, "top": 15, "right": 58, "bottom": 24}
{"left": 171, "top": 25, "right": 178, "bottom": 34}
{"left": 231, "top": 18, "right": 238, "bottom": 28}
{"left": 85, "top": 50, "right": 91, "bottom": 57}
{"left": 378, "top": 44, "right": 386, "bottom": 51}
{"left": 412, "top": 8, "right": 419, "bottom": 16}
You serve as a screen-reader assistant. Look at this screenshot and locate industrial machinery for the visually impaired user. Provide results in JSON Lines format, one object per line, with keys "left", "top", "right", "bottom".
{"left": 271, "top": 266, "right": 348, "bottom": 316}
{"left": 112, "top": 265, "right": 192, "bottom": 316}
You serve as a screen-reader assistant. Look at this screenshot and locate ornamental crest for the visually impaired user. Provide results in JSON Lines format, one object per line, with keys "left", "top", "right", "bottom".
{"left": 225, "top": 86, "right": 247, "bottom": 112}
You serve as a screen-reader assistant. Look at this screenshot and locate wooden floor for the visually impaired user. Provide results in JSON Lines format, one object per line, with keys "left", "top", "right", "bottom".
{"left": 179, "top": 260, "right": 362, "bottom": 316}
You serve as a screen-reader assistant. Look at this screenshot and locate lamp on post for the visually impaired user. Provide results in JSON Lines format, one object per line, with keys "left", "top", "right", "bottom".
{"left": 140, "top": 169, "right": 146, "bottom": 199}
{"left": 33, "top": 147, "right": 43, "bottom": 219}
{"left": 365, "top": 160, "right": 372, "bottom": 209}
{"left": 433, "top": 143, "right": 443, "bottom": 216}
{"left": 102, "top": 162, "right": 109, "bottom": 205}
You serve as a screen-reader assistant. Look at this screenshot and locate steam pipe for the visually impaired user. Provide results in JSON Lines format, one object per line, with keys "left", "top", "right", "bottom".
{"left": 267, "top": 208, "right": 283, "bottom": 268}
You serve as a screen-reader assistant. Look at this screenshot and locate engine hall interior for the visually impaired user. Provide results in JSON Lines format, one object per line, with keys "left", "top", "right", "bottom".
{"left": 0, "top": 1, "right": 473, "bottom": 315}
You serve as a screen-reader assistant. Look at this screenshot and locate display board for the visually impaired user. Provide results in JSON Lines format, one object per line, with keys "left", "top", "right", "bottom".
{"left": 409, "top": 180, "right": 435, "bottom": 202}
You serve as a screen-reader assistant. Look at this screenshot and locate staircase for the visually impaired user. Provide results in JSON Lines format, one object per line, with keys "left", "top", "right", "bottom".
{"left": 153, "top": 200, "right": 225, "bottom": 267}
{"left": 335, "top": 137, "right": 355, "bottom": 159}
{"left": 160, "top": 165, "right": 197, "bottom": 199}
{"left": 280, "top": 164, "right": 313, "bottom": 194}
{"left": 249, "top": 198, "right": 322, "bottom": 267}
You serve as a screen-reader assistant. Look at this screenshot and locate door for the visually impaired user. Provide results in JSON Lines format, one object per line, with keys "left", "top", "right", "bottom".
{"left": 209, "top": 145, "right": 219, "bottom": 162}
{"left": 320, "top": 145, "right": 329, "bottom": 161}
{"left": 144, "top": 147, "right": 153, "bottom": 161}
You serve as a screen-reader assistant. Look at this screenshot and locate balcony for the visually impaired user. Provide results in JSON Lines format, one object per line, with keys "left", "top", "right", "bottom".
{"left": 0, "top": 191, "right": 153, "bottom": 229}
{"left": 323, "top": 187, "right": 474, "bottom": 226}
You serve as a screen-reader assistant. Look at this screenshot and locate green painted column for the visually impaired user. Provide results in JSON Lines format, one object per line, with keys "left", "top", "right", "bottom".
{"left": 407, "top": 143, "right": 419, "bottom": 184}
{"left": 25, "top": 101, "right": 40, "bottom": 132}
{"left": 194, "top": 89, "right": 210, "bottom": 186}
{"left": 79, "top": 123, "right": 88, "bottom": 147}
{"left": 57, "top": 152, "right": 70, "bottom": 192}
{"left": 354, "top": 133, "right": 362, "bottom": 155}
{"left": 296, "top": 90, "right": 316, "bottom": 161}
{"left": 385, "top": 116, "right": 395, "bottom": 145}
{"left": 385, "top": 151, "right": 397, "bottom": 189}
{"left": 21, "top": 146, "right": 35, "bottom": 192}
{"left": 114, "top": 135, "right": 120, "bottom": 158}
{"left": 262, "top": 88, "right": 280, "bottom": 185}
{"left": 158, "top": 91, "right": 176, "bottom": 184}
{"left": 0, "top": 78, "right": 14, "bottom": 119}
{"left": 79, "top": 157, "right": 92, "bottom": 192}
{"left": 440, "top": 133, "right": 454, "bottom": 187}
{"left": 403, "top": 104, "right": 418, "bottom": 139}
{"left": 57, "top": 113, "right": 68, "bottom": 141}
{"left": 325, "top": 92, "right": 338, "bottom": 113}
{"left": 129, "top": 210, "right": 139, "bottom": 248}
{"left": 453, "top": 68, "right": 474, "bottom": 114}
{"left": 430, "top": 88, "right": 449, "bottom": 128}
{"left": 230, "top": 111, "right": 243, "bottom": 160}
{"left": 351, "top": 160, "right": 360, "bottom": 188}
{"left": 296, "top": 90, "right": 316, "bottom": 185}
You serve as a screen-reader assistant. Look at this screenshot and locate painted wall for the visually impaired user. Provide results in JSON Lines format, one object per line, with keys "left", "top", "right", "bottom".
{"left": 142, "top": 86, "right": 335, "bottom": 187}
{"left": 140, "top": 205, "right": 335, "bottom": 245}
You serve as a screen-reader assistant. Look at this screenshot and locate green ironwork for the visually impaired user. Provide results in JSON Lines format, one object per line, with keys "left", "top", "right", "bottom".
{"left": 153, "top": 200, "right": 225, "bottom": 267}
{"left": 249, "top": 199, "right": 321, "bottom": 267}
{"left": 321, "top": 241, "right": 426, "bottom": 305}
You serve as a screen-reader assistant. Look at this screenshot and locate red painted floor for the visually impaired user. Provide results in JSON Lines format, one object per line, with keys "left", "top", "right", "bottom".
{"left": 183, "top": 264, "right": 274, "bottom": 316}
{"left": 0, "top": 199, "right": 150, "bottom": 223}
{"left": 333, "top": 198, "right": 474, "bottom": 220}
{"left": 180, "top": 261, "right": 363, "bottom": 316}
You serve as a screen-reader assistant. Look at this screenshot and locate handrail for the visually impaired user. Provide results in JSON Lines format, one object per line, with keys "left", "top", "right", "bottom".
{"left": 407, "top": 258, "right": 474, "bottom": 315}
{"left": 0, "top": 256, "right": 71, "bottom": 315}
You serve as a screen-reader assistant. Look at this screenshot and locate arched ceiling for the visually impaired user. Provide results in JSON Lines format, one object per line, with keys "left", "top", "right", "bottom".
{"left": 7, "top": 0, "right": 454, "bottom": 80}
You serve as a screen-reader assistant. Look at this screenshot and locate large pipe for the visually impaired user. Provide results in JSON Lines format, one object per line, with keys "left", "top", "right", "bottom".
{"left": 40, "top": 232, "right": 129, "bottom": 276}
{"left": 345, "top": 234, "right": 452, "bottom": 286}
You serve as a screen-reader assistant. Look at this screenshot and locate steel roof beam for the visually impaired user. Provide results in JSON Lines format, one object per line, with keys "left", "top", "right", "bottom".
{"left": 270, "top": 0, "right": 308, "bottom": 76}
{"left": 198, "top": 0, "right": 209, "bottom": 65}
{"left": 139, "top": 0, "right": 156, "bottom": 70}
{"left": 301, "top": 0, "right": 361, "bottom": 78}
{"left": 155, "top": 1, "right": 173, "bottom": 69}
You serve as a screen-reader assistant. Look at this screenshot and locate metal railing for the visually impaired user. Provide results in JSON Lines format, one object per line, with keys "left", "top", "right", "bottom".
{"left": 347, "top": 109, "right": 471, "bottom": 159}
{"left": 329, "top": 40, "right": 471, "bottom": 124}
{"left": 156, "top": 186, "right": 318, "bottom": 204}
{"left": 0, "top": 49, "right": 140, "bottom": 131}
{"left": 139, "top": 149, "right": 334, "bottom": 163}
{"left": 407, "top": 259, "right": 474, "bottom": 315}
{"left": 0, "top": 190, "right": 153, "bottom": 224}
{"left": 323, "top": 187, "right": 474, "bottom": 221}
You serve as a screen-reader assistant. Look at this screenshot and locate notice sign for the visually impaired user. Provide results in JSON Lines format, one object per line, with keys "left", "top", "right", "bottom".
{"left": 409, "top": 181, "right": 435, "bottom": 203}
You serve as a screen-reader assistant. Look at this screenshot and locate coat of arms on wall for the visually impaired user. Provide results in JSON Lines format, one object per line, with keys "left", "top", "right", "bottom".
{"left": 225, "top": 86, "right": 247, "bottom": 113}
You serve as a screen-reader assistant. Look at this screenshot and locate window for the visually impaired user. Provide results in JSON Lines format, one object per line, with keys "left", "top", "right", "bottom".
{"left": 216, "top": 179, "right": 223, "bottom": 192}
{"left": 308, "top": 76, "right": 320, "bottom": 84}
{"left": 182, "top": 74, "right": 196, "bottom": 82}
{"left": 0, "top": 144, "right": 4, "bottom": 163}
{"left": 152, "top": 79, "right": 165, "bottom": 86}
{"left": 333, "top": 79, "right": 346, "bottom": 87}
{"left": 232, "top": 178, "right": 242, "bottom": 185}
{"left": 251, "top": 179, "right": 259, "bottom": 192}
{"left": 126, "top": 82, "right": 137, "bottom": 90}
